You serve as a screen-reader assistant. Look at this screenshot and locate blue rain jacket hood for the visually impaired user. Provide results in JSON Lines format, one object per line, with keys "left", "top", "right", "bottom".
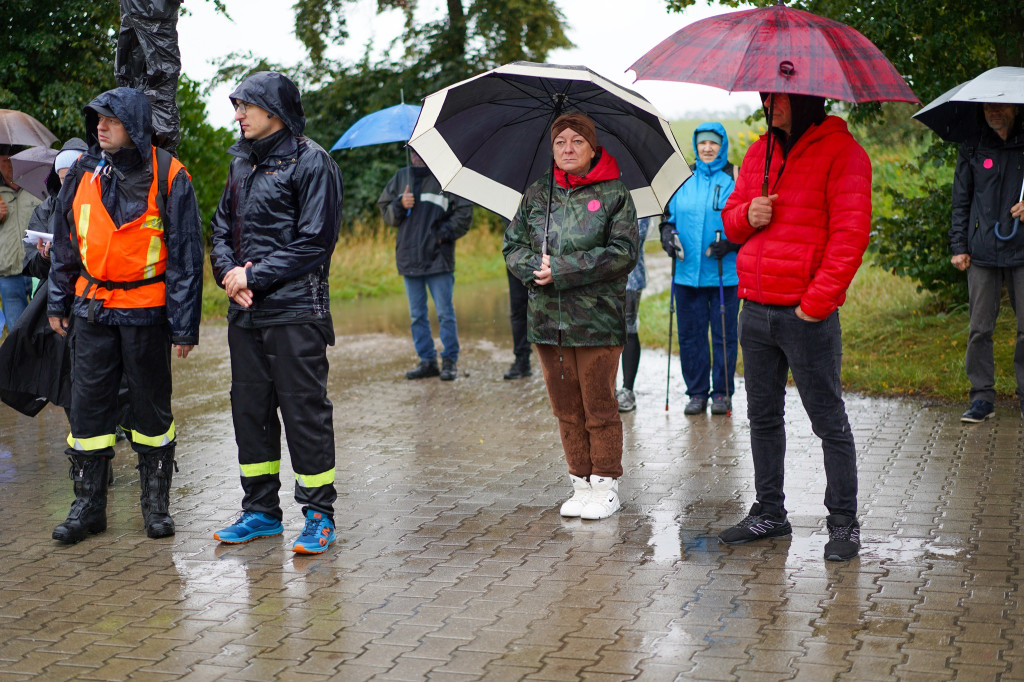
{"left": 229, "top": 71, "right": 306, "bottom": 136}
{"left": 665, "top": 122, "right": 738, "bottom": 288}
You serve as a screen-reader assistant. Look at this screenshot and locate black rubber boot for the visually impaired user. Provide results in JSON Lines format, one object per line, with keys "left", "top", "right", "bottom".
{"left": 503, "top": 355, "right": 532, "bottom": 380}
{"left": 137, "top": 448, "right": 177, "bottom": 538}
{"left": 53, "top": 452, "right": 111, "bottom": 544}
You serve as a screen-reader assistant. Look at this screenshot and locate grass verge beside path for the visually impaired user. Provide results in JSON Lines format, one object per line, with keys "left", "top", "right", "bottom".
{"left": 202, "top": 223, "right": 508, "bottom": 320}
{"left": 638, "top": 256, "right": 1022, "bottom": 403}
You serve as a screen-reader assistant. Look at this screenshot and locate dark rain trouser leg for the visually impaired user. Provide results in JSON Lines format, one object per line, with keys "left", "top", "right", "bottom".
{"left": 507, "top": 268, "right": 531, "bottom": 359}
{"left": 229, "top": 323, "right": 337, "bottom": 521}
{"left": 68, "top": 321, "right": 174, "bottom": 456}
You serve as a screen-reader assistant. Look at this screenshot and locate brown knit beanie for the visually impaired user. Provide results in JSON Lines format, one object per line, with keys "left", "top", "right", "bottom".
{"left": 550, "top": 112, "right": 598, "bottom": 152}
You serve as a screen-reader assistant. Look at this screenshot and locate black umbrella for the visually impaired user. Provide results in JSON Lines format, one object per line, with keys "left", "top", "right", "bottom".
{"left": 408, "top": 62, "right": 690, "bottom": 229}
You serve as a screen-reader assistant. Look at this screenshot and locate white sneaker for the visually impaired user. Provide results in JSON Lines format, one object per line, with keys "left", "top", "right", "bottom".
{"left": 581, "top": 476, "right": 620, "bottom": 519}
{"left": 559, "top": 475, "right": 592, "bottom": 517}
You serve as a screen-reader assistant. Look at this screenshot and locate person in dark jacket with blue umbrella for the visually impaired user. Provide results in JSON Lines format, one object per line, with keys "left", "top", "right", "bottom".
{"left": 378, "top": 149, "right": 473, "bottom": 381}
{"left": 210, "top": 72, "right": 344, "bottom": 555}
{"left": 48, "top": 88, "right": 204, "bottom": 544}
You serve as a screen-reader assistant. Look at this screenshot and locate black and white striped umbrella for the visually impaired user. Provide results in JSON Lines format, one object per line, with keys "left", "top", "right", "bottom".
{"left": 409, "top": 62, "right": 690, "bottom": 220}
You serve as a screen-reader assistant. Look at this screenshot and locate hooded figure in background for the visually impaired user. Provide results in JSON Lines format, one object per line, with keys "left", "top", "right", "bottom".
{"left": 660, "top": 121, "right": 739, "bottom": 417}
{"left": 48, "top": 87, "right": 204, "bottom": 545}
{"left": 0, "top": 138, "right": 87, "bottom": 417}
{"left": 209, "top": 71, "right": 344, "bottom": 555}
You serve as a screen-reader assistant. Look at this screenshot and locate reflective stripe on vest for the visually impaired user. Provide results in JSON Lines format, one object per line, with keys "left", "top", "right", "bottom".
{"left": 240, "top": 460, "right": 282, "bottom": 478}
{"left": 67, "top": 432, "right": 118, "bottom": 451}
{"left": 295, "top": 468, "right": 336, "bottom": 489}
{"left": 128, "top": 421, "right": 176, "bottom": 448}
{"left": 70, "top": 150, "right": 184, "bottom": 309}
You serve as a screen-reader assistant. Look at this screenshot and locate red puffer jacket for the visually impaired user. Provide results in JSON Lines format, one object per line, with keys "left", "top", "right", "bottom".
{"left": 722, "top": 116, "right": 871, "bottom": 320}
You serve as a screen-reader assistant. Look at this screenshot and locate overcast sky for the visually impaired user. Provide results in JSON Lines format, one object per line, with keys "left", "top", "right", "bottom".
{"left": 178, "top": 0, "right": 761, "bottom": 129}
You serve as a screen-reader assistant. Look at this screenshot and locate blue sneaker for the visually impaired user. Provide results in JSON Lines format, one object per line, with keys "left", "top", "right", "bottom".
{"left": 292, "top": 510, "right": 336, "bottom": 554}
{"left": 214, "top": 511, "right": 283, "bottom": 544}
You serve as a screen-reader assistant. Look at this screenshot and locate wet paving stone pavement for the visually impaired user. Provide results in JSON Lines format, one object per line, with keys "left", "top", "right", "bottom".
{"left": 1, "top": 306, "right": 1023, "bottom": 680}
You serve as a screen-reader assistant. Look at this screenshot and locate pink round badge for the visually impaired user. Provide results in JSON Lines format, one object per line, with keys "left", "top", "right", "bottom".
{"left": 983, "top": 158, "right": 994, "bottom": 169}
{"left": 587, "top": 199, "right": 601, "bottom": 212}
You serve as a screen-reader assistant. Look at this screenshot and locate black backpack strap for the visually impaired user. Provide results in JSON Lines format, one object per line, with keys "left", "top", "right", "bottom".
{"left": 154, "top": 147, "right": 173, "bottom": 225}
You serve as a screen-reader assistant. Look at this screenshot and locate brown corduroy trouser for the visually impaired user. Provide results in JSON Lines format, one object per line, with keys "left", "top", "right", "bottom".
{"left": 536, "top": 344, "right": 624, "bottom": 479}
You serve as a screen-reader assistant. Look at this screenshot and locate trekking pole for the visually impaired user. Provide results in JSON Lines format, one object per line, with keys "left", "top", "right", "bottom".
{"left": 714, "top": 230, "right": 731, "bottom": 417}
{"left": 666, "top": 255, "right": 677, "bottom": 411}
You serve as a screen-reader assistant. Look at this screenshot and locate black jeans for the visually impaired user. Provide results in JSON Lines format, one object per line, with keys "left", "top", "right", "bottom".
{"left": 739, "top": 302, "right": 858, "bottom": 518}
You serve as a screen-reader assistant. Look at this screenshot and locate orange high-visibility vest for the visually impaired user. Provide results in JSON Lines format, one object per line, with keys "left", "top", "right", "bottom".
{"left": 71, "top": 149, "right": 185, "bottom": 310}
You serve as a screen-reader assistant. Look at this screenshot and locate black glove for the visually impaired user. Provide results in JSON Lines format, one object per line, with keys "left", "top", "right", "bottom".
{"left": 706, "top": 239, "right": 740, "bottom": 260}
{"left": 660, "top": 222, "right": 679, "bottom": 258}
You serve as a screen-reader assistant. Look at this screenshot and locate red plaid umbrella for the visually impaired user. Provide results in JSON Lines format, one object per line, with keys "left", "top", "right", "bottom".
{"left": 629, "top": 2, "right": 918, "bottom": 104}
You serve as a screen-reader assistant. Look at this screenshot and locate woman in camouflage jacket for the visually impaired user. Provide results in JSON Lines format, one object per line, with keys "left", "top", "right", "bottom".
{"left": 503, "top": 112, "right": 638, "bottom": 521}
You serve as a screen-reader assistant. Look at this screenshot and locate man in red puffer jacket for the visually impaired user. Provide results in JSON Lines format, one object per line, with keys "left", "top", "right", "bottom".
{"left": 718, "top": 93, "right": 871, "bottom": 562}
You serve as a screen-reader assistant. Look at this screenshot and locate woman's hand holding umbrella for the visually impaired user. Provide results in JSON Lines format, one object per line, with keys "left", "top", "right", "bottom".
{"left": 533, "top": 254, "right": 552, "bottom": 286}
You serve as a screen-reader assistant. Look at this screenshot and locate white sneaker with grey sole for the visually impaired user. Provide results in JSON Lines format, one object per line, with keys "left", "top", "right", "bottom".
{"left": 559, "top": 474, "right": 592, "bottom": 517}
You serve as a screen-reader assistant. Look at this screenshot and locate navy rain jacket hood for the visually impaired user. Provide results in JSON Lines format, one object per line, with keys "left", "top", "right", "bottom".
{"left": 229, "top": 71, "right": 306, "bottom": 137}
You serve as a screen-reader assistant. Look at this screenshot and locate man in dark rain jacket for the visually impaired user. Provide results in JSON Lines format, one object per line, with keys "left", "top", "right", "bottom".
{"left": 950, "top": 103, "right": 1024, "bottom": 423}
{"left": 209, "top": 71, "right": 344, "bottom": 555}
{"left": 378, "top": 151, "right": 472, "bottom": 381}
{"left": 48, "top": 88, "right": 204, "bottom": 544}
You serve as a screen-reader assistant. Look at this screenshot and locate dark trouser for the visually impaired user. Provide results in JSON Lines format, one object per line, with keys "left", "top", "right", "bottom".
{"left": 966, "top": 264, "right": 1024, "bottom": 403}
{"left": 536, "top": 344, "right": 623, "bottom": 479}
{"left": 228, "top": 323, "right": 337, "bottom": 520}
{"left": 622, "top": 290, "right": 641, "bottom": 391}
{"left": 68, "top": 321, "right": 174, "bottom": 459}
{"left": 507, "top": 268, "right": 531, "bottom": 360}
{"left": 675, "top": 284, "right": 739, "bottom": 399}
{"left": 739, "top": 302, "right": 857, "bottom": 518}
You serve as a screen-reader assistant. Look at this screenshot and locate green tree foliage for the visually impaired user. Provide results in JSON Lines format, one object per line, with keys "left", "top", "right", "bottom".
{"left": 1, "top": 1, "right": 119, "bottom": 144}
{"left": 277, "top": 0, "right": 572, "bottom": 224}
{"left": 176, "top": 76, "right": 237, "bottom": 241}
{"left": 664, "top": 0, "right": 1023, "bottom": 306}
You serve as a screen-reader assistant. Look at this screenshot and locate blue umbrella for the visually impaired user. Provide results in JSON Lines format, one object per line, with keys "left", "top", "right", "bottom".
{"left": 330, "top": 104, "right": 421, "bottom": 151}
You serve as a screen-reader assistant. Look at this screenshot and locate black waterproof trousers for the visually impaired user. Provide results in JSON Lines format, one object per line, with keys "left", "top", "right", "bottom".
{"left": 68, "top": 320, "right": 174, "bottom": 459}
{"left": 507, "top": 268, "right": 530, "bottom": 360}
{"left": 228, "top": 323, "right": 337, "bottom": 520}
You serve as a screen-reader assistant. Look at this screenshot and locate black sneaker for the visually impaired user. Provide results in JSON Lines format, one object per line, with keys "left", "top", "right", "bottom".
{"left": 440, "top": 357, "right": 457, "bottom": 381}
{"left": 710, "top": 396, "right": 731, "bottom": 415}
{"left": 718, "top": 503, "right": 792, "bottom": 545}
{"left": 960, "top": 400, "right": 994, "bottom": 423}
{"left": 405, "top": 360, "right": 440, "bottom": 380}
{"left": 824, "top": 514, "right": 861, "bottom": 561}
{"left": 503, "top": 356, "right": 532, "bottom": 380}
{"left": 683, "top": 397, "right": 707, "bottom": 415}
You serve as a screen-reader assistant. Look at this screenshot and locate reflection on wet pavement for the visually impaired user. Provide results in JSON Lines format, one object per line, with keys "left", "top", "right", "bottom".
{"left": 0, "top": 283, "right": 1022, "bottom": 680}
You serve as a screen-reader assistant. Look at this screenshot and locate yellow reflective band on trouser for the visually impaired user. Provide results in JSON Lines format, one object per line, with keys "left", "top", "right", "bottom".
{"left": 67, "top": 432, "right": 117, "bottom": 451}
{"left": 129, "top": 421, "right": 176, "bottom": 448}
{"left": 295, "top": 468, "right": 336, "bottom": 489}
{"left": 240, "top": 460, "right": 281, "bottom": 478}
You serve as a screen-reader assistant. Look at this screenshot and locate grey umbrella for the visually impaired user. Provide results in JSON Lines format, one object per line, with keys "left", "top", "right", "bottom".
{"left": 0, "top": 110, "right": 58, "bottom": 149}
{"left": 913, "top": 66, "right": 1024, "bottom": 144}
{"left": 10, "top": 146, "right": 59, "bottom": 201}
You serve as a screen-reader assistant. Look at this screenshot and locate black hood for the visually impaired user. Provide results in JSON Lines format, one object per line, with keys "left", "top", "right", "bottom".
{"left": 229, "top": 71, "right": 305, "bottom": 136}
{"left": 761, "top": 92, "right": 827, "bottom": 152}
{"left": 45, "top": 137, "right": 88, "bottom": 196}
{"left": 83, "top": 87, "right": 154, "bottom": 163}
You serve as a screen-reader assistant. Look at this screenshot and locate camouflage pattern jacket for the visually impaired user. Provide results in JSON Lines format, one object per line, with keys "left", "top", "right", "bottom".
{"left": 503, "top": 149, "right": 638, "bottom": 347}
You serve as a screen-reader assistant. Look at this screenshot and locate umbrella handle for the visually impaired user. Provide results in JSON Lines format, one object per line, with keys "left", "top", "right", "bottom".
{"left": 995, "top": 219, "right": 1019, "bottom": 242}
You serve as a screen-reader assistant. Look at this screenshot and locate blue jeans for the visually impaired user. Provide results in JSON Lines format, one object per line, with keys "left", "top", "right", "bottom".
{"left": 674, "top": 284, "right": 739, "bottom": 399}
{"left": 739, "top": 302, "right": 858, "bottom": 518}
{"left": 0, "top": 275, "right": 29, "bottom": 331}
{"left": 404, "top": 272, "right": 459, "bottom": 362}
